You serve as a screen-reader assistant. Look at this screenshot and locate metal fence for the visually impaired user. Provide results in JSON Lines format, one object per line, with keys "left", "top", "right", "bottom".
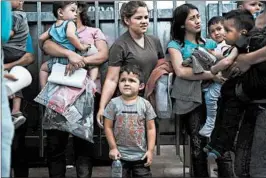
{"left": 22, "top": 1, "right": 237, "bottom": 159}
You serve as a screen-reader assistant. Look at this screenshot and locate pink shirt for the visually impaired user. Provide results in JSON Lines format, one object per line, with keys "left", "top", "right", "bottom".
{"left": 77, "top": 26, "right": 107, "bottom": 94}
{"left": 77, "top": 26, "right": 106, "bottom": 45}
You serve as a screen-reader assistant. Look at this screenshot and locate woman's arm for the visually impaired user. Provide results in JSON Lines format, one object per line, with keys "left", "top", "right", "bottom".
{"left": 99, "top": 66, "right": 120, "bottom": 109}
{"left": 82, "top": 40, "right": 109, "bottom": 65}
{"left": 233, "top": 46, "right": 266, "bottom": 73}
{"left": 168, "top": 48, "right": 214, "bottom": 80}
{"left": 42, "top": 39, "right": 85, "bottom": 67}
{"left": 243, "top": 46, "right": 266, "bottom": 65}
{"left": 97, "top": 66, "right": 120, "bottom": 128}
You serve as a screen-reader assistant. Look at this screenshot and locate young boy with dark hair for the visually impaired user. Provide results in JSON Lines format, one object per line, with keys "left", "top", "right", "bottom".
{"left": 199, "top": 16, "right": 238, "bottom": 137}
{"left": 2, "top": 0, "right": 29, "bottom": 128}
{"left": 104, "top": 64, "right": 156, "bottom": 178}
{"left": 204, "top": 9, "right": 266, "bottom": 160}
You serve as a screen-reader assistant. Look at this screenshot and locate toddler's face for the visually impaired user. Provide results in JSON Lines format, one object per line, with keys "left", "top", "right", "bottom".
{"left": 60, "top": 3, "right": 78, "bottom": 22}
{"left": 209, "top": 22, "right": 226, "bottom": 43}
{"left": 223, "top": 19, "right": 242, "bottom": 45}
{"left": 240, "top": 1, "right": 263, "bottom": 15}
{"left": 11, "top": 0, "right": 20, "bottom": 9}
{"left": 118, "top": 72, "right": 142, "bottom": 98}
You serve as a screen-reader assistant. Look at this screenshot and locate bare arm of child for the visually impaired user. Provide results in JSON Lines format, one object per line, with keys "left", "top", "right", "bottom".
{"left": 104, "top": 118, "right": 121, "bottom": 160}
{"left": 66, "top": 21, "right": 90, "bottom": 51}
{"left": 211, "top": 47, "right": 238, "bottom": 75}
{"left": 142, "top": 119, "right": 156, "bottom": 167}
{"left": 89, "top": 66, "right": 99, "bottom": 81}
{"left": 10, "top": 30, "right": 14, "bottom": 38}
{"left": 39, "top": 29, "right": 51, "bottom": 49}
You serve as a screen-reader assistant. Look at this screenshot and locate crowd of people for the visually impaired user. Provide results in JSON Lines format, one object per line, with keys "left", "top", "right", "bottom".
{"left": 1, "top": 0, "right": 266, "bottom": 178}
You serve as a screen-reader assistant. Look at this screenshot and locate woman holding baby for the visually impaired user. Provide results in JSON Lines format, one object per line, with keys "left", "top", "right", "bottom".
{"left": 40, "top": 2, "right": 108, "bottom": 178}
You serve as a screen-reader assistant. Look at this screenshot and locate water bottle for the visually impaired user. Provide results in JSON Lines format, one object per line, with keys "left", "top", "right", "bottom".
{"left": 111, "top": 160, "right": 122, "bottom": 178}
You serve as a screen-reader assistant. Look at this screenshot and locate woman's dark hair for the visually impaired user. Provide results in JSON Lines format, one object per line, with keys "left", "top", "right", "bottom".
{"left": 52, "top": 1, "right": 77, "bottom": 18}
{"left": 120, "top": 1, "right": 149, "bottom": 27}
{"left": 170, "top": 3, "right": 204, "bottom": 46}
{"left": 78, "top": 1, "right": 93, "bottom": 27}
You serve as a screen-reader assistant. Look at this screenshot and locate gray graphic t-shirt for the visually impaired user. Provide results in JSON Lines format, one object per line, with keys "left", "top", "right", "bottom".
{"left": 104, "top": 96, "right": 156, "bottom": 161}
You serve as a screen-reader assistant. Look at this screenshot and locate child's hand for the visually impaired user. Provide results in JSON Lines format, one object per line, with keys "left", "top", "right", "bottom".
{"left": 4, "top": 73, "right": 18, "bottom": 81}
{"left": 97, "top": 108, "right": 104, "bottom": 128}
{"left": 213, "top": 72, "right": 226, "bottom": 84}
{"left": 81, "top": 44, "right": 91, "bottom": 51}
{"left": 141, "top": 150, "right": 153, "bottom": 167}
{"left": 109, "top": 148, "right": 121, "bottom": 160}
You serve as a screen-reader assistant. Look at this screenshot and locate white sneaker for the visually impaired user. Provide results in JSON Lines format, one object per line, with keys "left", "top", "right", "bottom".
{"left": 66, "top": 165, "right": 74, "bottom": 169}
{"left": 199, "top": 125, "right": 214, "bottom": 138}
{"left": 12, "top": 112, "right": 26, "bottom": 129}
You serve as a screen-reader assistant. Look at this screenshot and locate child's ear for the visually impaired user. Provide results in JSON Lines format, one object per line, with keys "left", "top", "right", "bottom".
{"left": 241, "top": 29, "right": 248, "bottom": 35}
{"left": 139, "top": 83, "right": 145, "bottom": 91}
{"left": 238, "top": 5, "right": 244, "bottom": 10}
{"left": 58, "top": 8, "right": 64, "bottom": 17}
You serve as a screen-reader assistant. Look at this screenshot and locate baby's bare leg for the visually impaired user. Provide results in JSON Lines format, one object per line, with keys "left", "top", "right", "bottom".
{"left": 39, "top": 62, "right": 49, "bottom": 89}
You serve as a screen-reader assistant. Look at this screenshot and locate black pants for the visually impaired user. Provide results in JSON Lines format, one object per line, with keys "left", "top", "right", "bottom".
{"left": 209, "top": 78, "right": 247, "bottom": 155}
{"left": 11, "top": 122, "right": 29, "bottom": 177}
{"left": 120, "top": 159, "right": 151, "bottom": 178}
{"left": 234, "top": 104, "right": 262, "bottom": 177}
{"left": 46, "top": 129, "right": 94, "bottom": 178}
{"left": 179, "top": 105, "right": 234, "bottom": 177}
{"left": 3, "top": 47, "right": 26, "bottom": 64}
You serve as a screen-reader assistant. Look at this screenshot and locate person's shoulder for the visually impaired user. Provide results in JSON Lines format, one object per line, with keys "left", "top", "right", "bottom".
{"left": 146, "top": 34, "right": 160, "bottom": 42}
{"left": 111, "top": 32, "right": 131, "bottom": 47}
{"left": 12, "top": 10, "right": 27, "bottom": 20}
{"left": 110, "top": 96, "right": 122, "bottom": 105}
{"left": 204, "top": 38, "right": 217, "bottom": 49}
{"left": 167, "top": 40, "right": 182, "bottom": 50}
{"left": 138, "top": 97, "right": 152, "bottom": 106}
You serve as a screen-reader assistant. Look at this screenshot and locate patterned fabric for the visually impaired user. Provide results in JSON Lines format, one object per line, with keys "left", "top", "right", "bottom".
{"left": 104, "top": 96, "right": 156, "bottom": 161}
{"left": 42, "top": 78, "right": 94, "bottom": 143}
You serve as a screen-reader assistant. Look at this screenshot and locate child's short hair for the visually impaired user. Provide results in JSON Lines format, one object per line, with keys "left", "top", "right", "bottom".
{"left": 223, "top": 9, "right": 254, "bottom": 32}
{"left": 53, "top": 1, "right": 77, "bottom": 18}
{"left": 119, "top": 64, "right": 144, "bottom": 84}
{"left": 208, "top": 16, "right": 224, "bottom": 30}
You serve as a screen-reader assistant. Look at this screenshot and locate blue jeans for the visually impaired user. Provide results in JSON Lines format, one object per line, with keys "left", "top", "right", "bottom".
{"left": 204, "top": 82, "right": 221, "bottom": 127}
{"left": 1, "top": 78, "right": 15, "bottom": 177}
